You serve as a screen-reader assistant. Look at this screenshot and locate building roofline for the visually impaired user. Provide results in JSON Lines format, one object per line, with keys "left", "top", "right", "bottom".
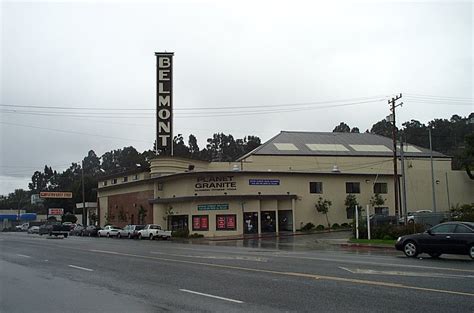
{"left": 149, "top": 193, "right": 298, "bottom": 204}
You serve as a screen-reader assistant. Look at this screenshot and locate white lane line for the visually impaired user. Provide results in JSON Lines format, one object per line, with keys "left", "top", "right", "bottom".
{"left": 68, "top": 264, "right": 94, "bottom": 272}
{"left": 16, "top": 254, "right": 31, "bottom": 258}
{"left": 339, "top": 267, "right": 474, "bottom": 279}
{"left": 180, "top": 289, "right": 244, "bottom": 304}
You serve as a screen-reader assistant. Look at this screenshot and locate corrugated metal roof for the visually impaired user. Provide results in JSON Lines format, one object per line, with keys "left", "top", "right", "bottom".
{"left": 239, "top": 131, "right": 447, "bottom": 158}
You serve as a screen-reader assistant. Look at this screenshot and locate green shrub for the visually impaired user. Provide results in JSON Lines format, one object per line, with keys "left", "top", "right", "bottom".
{"left": 301, "top": 222, "right": 315, "bottom": 232}
{"left": 353, "top": 223, "right": 426, "bottom": 239}
{"left": 331, "top": 223, "right": 340, "bottom": 229}
{"left": 172, "top": 228, "right": 190, "bottom": 238}
{"left": 316, "top": 224, "right": 325, "bottom": 231}
{"left": 340, "top": 223, "right": 349, "bottom": 228}
{"left": 382, "top": 234, "right": 393, "bottom": 240}
{"left": 189, "top": 233, "right": 204, "bottom": 238}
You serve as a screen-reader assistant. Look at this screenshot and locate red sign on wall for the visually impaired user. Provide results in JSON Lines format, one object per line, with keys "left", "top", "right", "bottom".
{"left": 226, "top": 215, "right": 235, "bottom": 229}
{"left": 192, "top": 215, "right": 209, "bottom": 231}
{"left": 200, "top": 216, "right": 208, "bottom": 229}
{"left": 217, "top": 216, "right": 226, "bottom": 229}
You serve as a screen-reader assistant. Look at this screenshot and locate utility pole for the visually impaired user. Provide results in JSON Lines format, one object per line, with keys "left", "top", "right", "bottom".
{"left": 400, "top": 134, "right": 408, "bottom": 223}
{"left": 82, "top": 160, "right": 86, "bottom": 226}
{"left": 389, "top": 93, "right": 402, "bottom": 217}
{"left": 429, "top": 127, "right": 437, "bottom": 212}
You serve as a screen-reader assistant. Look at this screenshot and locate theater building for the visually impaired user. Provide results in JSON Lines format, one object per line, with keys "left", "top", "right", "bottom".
{"left": 97, "top": 131, "right": 474, "bottom": 237}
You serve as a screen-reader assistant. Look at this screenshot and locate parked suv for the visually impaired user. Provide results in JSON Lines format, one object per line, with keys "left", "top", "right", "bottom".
{"left": 117, "top": 225, "right": 145, "bottom": 239}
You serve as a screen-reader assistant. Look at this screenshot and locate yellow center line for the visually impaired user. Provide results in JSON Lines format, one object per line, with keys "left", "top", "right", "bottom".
{"left": 89, "top": 249, "right": 474, "bottom": 298}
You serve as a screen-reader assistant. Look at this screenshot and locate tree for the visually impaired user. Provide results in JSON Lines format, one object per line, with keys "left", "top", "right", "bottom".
{"left": 369, "top": 193, "right": 386, "bottom": 207}
{"left": 333, "top": 122, "right": 350, "bottom": 133}
{"left": 62, "top": 213, "right": 78, "bottom": 224}
{"left": 461, "top": 133, "right": 474, "bottom": 179}
{"left": 344, "top": 194, "right": 359, "bottom": 219}
{"left": 188, "top": 134, "right": 200, "bottom": 159}
{"left": 315, "top": 197, "right": 332, "bottom": 229}
{"left": 370, "top": 119, "right": 393, "bottom": 138}
{"left": 350, "top": 127, "right": 360, "bottom": 133}
{"left": 138, "top": 205, "right": 147, "bottom": 224}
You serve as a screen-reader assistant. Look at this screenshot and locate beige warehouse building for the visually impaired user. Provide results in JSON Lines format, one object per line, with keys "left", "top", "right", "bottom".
{"left": 97, "top": 131, "right": 474, "bottom": 237}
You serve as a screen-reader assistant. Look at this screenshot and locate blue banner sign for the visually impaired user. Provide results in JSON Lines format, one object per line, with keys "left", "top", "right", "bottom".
{"left": 249, "top": 179, "right": 280, "bottom": 186}
{"left": 197, "top": 204, "right": 229, "bottom": 211}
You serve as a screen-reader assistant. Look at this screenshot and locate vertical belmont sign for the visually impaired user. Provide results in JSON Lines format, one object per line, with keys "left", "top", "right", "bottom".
{"left": 155, "top": 52, "right": 174, "bottom": 155}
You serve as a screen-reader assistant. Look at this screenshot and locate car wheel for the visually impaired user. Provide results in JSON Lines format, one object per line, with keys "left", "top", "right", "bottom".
{"left": 138, "top": 233, "right": 142, "bottom": 240}
{"left": 64, "top": 233, "right": 68, "bottom": 238}
{"left": 107, "top": 233, "right": 110, "bottom": 238}
{"left": 428, "top": 252, "right": 441, "bottom": 258}
{"left": 149, "top": 234, "right": 154, "bottom": 240}
{"left": 469, "top": 244, "right": 474, "bottom": 260}
{"left": 117, "top": 233, "right": 121, "bottom": 239}
{"left": 88, "top": 233, "right": 91, "bottom": 237}
{"left": 98, "top": 232, "right": 101, "bottom": 237}
{"left": 128, "top": 233, "right": 132, "bottom": 239}
{"left": 403, "top": 241, "right": 419, "bottom": 258}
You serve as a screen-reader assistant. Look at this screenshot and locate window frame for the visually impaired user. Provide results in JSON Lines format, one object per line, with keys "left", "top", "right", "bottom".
{"left": 309, "top": 182, "right": 323, "bottom": 194}
{"left": 192, "top": 215, "right": 209, "bottom": 231}
{"left": 216, "top": 214, "right": 237, "bottom": 231}
{"left": 345, "top": 182, "right": 360, "bottom": 194}
{"left": 373, "top": 182, "right": 388, "bottom": 194}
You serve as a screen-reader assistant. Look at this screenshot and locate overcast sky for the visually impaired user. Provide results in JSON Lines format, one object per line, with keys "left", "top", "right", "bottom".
{"left": 1, "top": 0, "right": 472, "bottom": 196}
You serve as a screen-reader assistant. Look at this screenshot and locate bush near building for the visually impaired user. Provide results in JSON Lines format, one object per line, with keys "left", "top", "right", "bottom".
{"left": 354, "top": 223, "right": 426, "bottom": 240}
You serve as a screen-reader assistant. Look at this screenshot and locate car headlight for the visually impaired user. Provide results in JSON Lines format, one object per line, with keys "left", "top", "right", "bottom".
{"left": 396, "top": 237, "right": 402, "bottom": 242}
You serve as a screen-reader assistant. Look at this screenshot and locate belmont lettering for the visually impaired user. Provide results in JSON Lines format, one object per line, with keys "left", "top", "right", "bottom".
{"left": 156, "top": 53, "right": 173, "bottom": 151}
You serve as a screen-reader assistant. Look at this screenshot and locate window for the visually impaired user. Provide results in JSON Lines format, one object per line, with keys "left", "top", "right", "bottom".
{"left": 346, "top": 208, "right": 354, "bottom": 219}
{"left": 216, "top": 214, "right": 237, "bottom": 231}
{"left": 309, "top": 182, "right": 323, "bottom": 194}
{"left": 112, "top": 178, "right": 117, "bottom": 185}
{"left": 157, "top": 183, "right": 163, "bottom": 191}
{"left": 454, "top": 225, "right": 473, "bottom": 233}
{"left": 374, "top": 183, "right": 388, "bottom": 194}
{"left": 123, "top": 176, "right": 128, "bottom": 183}
{"left": 431, "top": 224, "right": 456, "bottom": 234}
{"left": 133, "top": 174, "right": 139, "bottom": 181}
{"left": 192, "top": 215, "right": 209, "bottom": 231}
{"left": 374, "top": 207, "right": 389, "bottom": 215}
{"left": 103, "top": 181, "right": 108, "bottom": 187}
{"left": 346, "top": 182, "right": 360, "bottom": 193}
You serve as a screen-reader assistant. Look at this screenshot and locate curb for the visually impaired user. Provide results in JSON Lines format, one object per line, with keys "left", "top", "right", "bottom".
{"left": 339, "top": 243, "right": 394, "bottom": 250}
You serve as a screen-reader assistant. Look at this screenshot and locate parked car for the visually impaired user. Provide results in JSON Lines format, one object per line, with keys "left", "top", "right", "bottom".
{"left": 83, "top": 225, "right": 101, "bottom": 237}
{"left": 27, "top": 226, "right": 40, "bottom": 234}
{"left": 97, "top": 225, "right": 121, "bottom": 238}
{"left": 395, "top": 221, "right": 474, "bottom": 259}
{"left": 399, "top": 210, "right": 433, "bottom": 224}
{"left": 369, "top": 214, "right": 398, "bottom": 226}
{"left": 138, "top": 224, "right": 172, "bottom": 240}
{"left": 117, "top": 225, "right": 145, "bottom": 239}
{"left": 70, "top": 224, "right": 85, "bottom": 236}
{"left": 39, "top": 221, "right": 70, "bottom": 237}
{"left": 16, "top": 223, "right": 30, "bottom": 232}
{"left": 62, "top": 222, "right": 74, "bottom": 230}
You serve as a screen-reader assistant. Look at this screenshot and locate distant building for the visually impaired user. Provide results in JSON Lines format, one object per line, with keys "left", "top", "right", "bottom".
{"left": 97, "top": 131, "right": 474, "bottom": 237}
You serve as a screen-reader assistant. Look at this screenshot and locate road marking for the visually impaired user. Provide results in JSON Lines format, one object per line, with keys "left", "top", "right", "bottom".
{"left": 339, "top": 267, "right": 474, "bottom": 279}
{"left": 16, "top": 254, "right": 31, "bottom": 258}
{"left": 180, "top": 289, "right": 243, "bottom": 304}
{"left": 89, "top": 249, "right": 474, "bottom": 297}
{"left": 150, "top": 251, "right": 267, "bottom": 262}
{"left": 68, "top": 265, "right": 94, "bottom": 272}
{"left": 161, "top": 246, "right": 474, "bottom": 274}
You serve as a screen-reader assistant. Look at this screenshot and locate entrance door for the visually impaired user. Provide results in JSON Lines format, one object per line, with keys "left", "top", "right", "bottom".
{"left": 261, "top": 211, "right": 276, "bottom": 233}
{"left": 278, "top": 210, "right": 293, "bottom": 231}
{"left": 243, "top": 212, "right": 258, "bottom": 234}
{"left": 170, "top": 215, "right": 189, "bottom": 231}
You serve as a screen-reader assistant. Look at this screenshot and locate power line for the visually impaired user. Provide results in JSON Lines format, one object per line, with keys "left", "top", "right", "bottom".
{"left": 405, "top": 93, "right": 473, "bottom": 101}
{"left": 0, "top": 121, "right": 151, "bottom": 143}
{"left": 0, "top": 95, "right": 386, "bottom": 111}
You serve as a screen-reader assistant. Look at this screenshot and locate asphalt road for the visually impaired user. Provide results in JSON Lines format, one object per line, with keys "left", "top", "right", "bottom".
{"left": 0, "top": 232, "right": 473, "bottom": 313}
